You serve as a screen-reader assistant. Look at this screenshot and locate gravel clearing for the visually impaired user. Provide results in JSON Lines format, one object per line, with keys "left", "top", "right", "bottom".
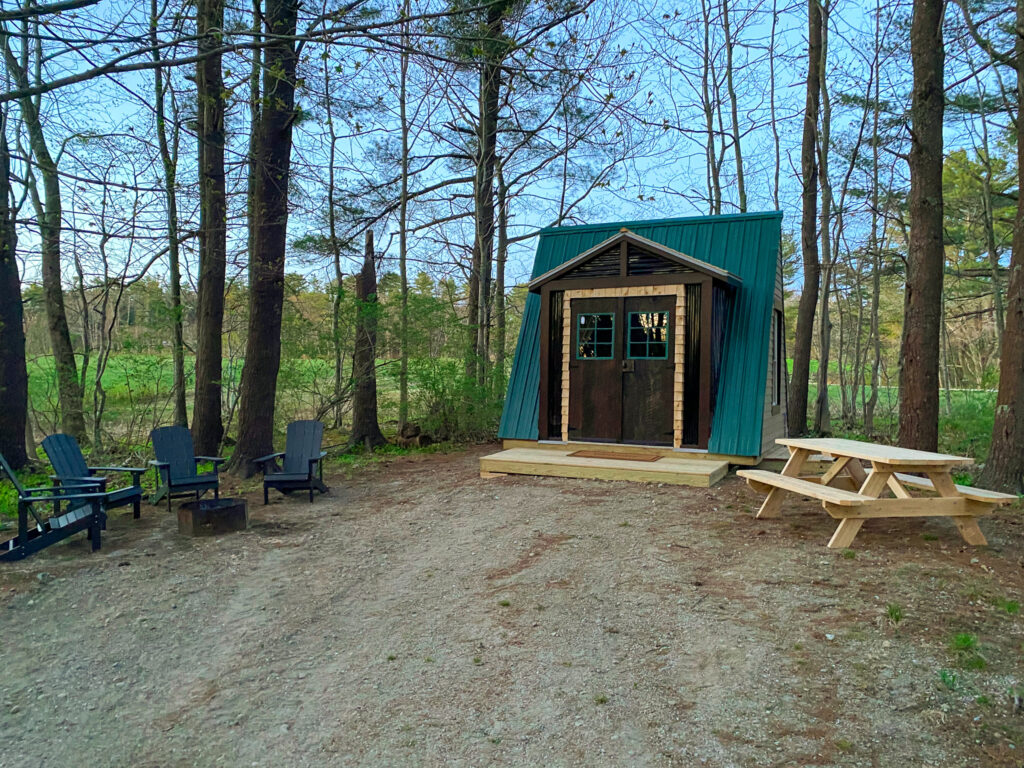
{"left": 2, "top": 445, "right": 1022, "bottom": 767}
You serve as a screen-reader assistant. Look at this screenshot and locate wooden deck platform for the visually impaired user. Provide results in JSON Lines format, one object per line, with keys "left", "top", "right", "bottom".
{"left": 480, "top": 448, "right": 729, "bottom": 488}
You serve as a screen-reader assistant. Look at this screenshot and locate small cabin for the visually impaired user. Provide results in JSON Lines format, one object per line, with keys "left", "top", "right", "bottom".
{"left": 482, "top": 212, "right": 786, "bottom": 487}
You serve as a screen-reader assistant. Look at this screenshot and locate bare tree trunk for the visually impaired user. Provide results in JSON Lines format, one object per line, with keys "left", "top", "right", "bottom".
{"left": 191, "top": 0, "right": 227, "bottom": 454}
{"left": 231, "top": 0, "right": 298, "bottom": 475}
{"left": 151, "top": 0, "right": 187, "bottom": 428}
{"left": 976, "top": 94, "right": 1005, "bottom": 342}
{"left": 813, "top": 2, "right": 832, "bottom": 434}
{"left": 4, "top": 34, "right": 85, "bottom": 441}
{"left": 898, "top": 0, "right": 944, "bottom": 451}
{"left": 398, "top": 0, "right": 411, "bottom": 429}
{"left": 349, "top": 230, "right": 386, "bottom": 450}
{"left": 788, "top": 0, "right": 822, "bottom": 437}
{"left": 980, "top": 0, "right": 1024, "bottom": 492}
{"left": 494, "top": 159, "right": 508, "bottom": 392}
{"left": 721, "top": 0, "right": 745, "bottom": 212}
{"left": 864, "top": 1, "right": 883, "bottom": 435}
{"left": 246, "top": 0, "right": 262, "bottom": 288}
{"left": 323, "top": 60, "right": 345, "bottom": 428}
{"left": 0, "top": 119, "right": 28, "bottom": 468}
{"left": 769, "top": 0, "right": 781, "bottom": 211}
{"left": 467, "top": 6, "right": 503, "bottom": 386}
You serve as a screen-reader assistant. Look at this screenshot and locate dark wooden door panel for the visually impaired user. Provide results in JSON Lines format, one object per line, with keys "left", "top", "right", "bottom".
{"left": 569, "top": 297, "right": 621, "bottom": 442}
{"left": 622, "top": 295, "right": 675, "bottom": 445}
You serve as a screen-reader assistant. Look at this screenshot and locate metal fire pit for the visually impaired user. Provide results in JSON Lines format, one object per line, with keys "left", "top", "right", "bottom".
{"left": 177, "top": 497, "right": 248, "bottom": 537}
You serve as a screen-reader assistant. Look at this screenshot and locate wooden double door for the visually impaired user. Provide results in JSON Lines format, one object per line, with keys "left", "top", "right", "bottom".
{"left": 568, "top": 295, "right": 675, "bottom": 445}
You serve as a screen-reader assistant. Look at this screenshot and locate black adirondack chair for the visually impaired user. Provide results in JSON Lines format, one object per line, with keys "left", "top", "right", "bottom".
{"left": 149, "top": 426, "right": 225, "bottom": 512}
{"left": 0, "top": 452, "right": 107, "bottom": 561}
{"left": 42, "top": 433, "right": 145, "bottom": 519}
{"left": 254, "top": 420, "right": 328, "bottom": 504}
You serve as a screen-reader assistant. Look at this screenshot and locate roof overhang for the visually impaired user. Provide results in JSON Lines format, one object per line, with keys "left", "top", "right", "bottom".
{"left": 527, "top": 228, "right": 742, "bottom": 293}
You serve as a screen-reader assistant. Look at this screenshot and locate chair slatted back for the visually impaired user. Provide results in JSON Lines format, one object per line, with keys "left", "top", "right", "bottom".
{"left": 0, "top": 452, "right": 27, "bottom": 496}
{"left": 151, "top": 426, "right": 198, "bottom": 482}
{"left": 42, "top": 433, "right": 90, "bottom": 481}
{"left": 282, "top": 420, "right": 324, "bottom": 476}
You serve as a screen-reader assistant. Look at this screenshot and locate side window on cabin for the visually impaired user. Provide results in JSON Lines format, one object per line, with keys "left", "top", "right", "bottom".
{"left": 576, "top": 313, "right": 614, "bottom": 359}
{"left": 627, "top": 311, "right": 669, "bottom": 359}
{"left": 771, "top": 309, "right": 784, "bottom": 406}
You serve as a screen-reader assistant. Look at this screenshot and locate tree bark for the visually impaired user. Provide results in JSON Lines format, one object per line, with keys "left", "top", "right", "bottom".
{"left": 980, "top": 0, "right": 1024, "bottom": 492}
{"left": 722, "top": 0, "right": 745, "bottom": 212}
{"left": 151, "top": 0, "right": 187, "bottom": 427}
{"left": 4, "top": 35, "right": 85, "bottom": 441}
{"left": 348, "top": 230, "right": 386, "bottom": 450}
{"left": 813, "top": 1, "right": 832, "bottom": 434}
{"left": 788, "top": 0, "right": 822, "bottom": 438}
{"left": 466, "top": 1, "right": 504, "bottom": 385}
{"left": 0, "top": 121, "right": 28, "bottom": 468}
{"left": 191, "top": 0, "right": 228, "bottom": 454}
{"left": 398, "top": 0, "right": 411, "bottom": 429}
{"left": 230, "top": 0, "right": 298, "bottom": 476}
{"left": 898, "top": 0, "right": 945, "bottom": 451}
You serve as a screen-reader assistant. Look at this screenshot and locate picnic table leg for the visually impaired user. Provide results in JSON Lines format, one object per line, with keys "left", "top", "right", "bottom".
{"left": 826, "top": 467, "right": 892, "bottom": 549}
{"left": 756, "top": 448, "right": 810, "bottom": 519}
{"left": 928, "top": 471, "right": 988, "bottom": 546}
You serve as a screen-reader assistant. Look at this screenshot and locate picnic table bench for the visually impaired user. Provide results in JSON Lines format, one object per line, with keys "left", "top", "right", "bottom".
{"left": 737, "top": 437, "right": 1017, "bottom": 549}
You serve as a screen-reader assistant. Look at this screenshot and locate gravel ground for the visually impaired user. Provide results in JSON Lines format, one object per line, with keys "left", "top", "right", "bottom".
{"left": 1, "top": 445, "right": 1023, "bottom": 767}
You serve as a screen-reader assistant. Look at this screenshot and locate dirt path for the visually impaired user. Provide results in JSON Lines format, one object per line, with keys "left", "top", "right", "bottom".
{"left": 1, "top": 446, "right": 1022, "bottom": 767}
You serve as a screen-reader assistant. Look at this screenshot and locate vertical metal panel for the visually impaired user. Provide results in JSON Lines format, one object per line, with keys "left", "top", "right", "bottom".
{"left": 498, "top": 211, "right": 782, "bottom": 457}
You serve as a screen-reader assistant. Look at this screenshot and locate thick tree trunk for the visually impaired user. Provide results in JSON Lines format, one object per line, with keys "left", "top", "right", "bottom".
{"left": 348, "top": 230, "right": 386, "bottom": 450}
{"left": 788, "top": 0, "right": 822, "bottom": 438}
{"left": 0, "top": 124, "right": 28, "bottom": 468}
{"left": 230, "top": 0, "right": 298, "bottom": 476}
{"left": 191, "top": 0, "right": 228, "bottom": 454}
{"left": 5, "top": 39, "right": 85, "bottom": 441}
{"left": 898, "top": 0, "right": 944, "bottom": 451}
{"left": 980, "top": 0, "right": 1024, "bottom": 492}
{"left": 151, "top": 0, "right": 187, "bottom": 427}
{"left": 466, "top": 2, "right": 503, "bottom": 384}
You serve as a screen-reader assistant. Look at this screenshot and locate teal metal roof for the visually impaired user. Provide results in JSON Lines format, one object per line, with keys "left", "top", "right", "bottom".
{"left": 498, "top": 210, "right": 783, "bottom": 457}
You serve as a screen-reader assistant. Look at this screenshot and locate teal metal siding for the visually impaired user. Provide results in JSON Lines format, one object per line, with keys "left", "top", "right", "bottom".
{"left": 498, "top": 211, "right": 783, "bottom": 457}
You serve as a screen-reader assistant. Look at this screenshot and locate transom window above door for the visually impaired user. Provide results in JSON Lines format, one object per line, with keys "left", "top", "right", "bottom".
{"left": 628, "top": 311, "right": 670, "bottom": 359}
{"left": 576, "top": 313, "right": 614, "bottom": 359}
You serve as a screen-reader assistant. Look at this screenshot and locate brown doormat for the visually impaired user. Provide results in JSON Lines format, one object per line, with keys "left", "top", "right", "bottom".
{"left": 568, "top": 450, "right": 661, "bottom": 462}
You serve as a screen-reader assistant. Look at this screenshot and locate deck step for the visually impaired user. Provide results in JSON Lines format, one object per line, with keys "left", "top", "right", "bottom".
{"left": 480, "top": 448, "right": 728, "bottom": 488}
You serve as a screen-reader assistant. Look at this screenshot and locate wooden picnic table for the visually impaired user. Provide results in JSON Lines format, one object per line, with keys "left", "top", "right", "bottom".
{"left": 737, "top": 437, "right": 1017, "bottom": 549}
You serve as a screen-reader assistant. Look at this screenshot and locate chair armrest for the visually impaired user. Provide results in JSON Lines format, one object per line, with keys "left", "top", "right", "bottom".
{"left": 24, "top": 491, "right": 108, "bottom": 505}
{"left": 254, "top": 452, "right": 284, "bottom": 467}
{"left": 89, "top": 465, "right": 147, "bottom": 476}
{"left": 148, "top": 460, "right": 170, "bottom": 468}
{"left": 50, "top": 475, "right": 107, "bottom": 487}
{"left": 22, "top": 483, "right": 106, "bottom": 498}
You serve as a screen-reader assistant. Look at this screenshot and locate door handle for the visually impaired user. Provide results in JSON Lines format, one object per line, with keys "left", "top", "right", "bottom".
{"left": 621, "top": 360, "right": 635, "bottom": 373}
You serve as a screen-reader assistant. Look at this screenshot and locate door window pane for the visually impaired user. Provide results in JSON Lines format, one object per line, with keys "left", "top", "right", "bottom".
{"left": 627, "top": 311, "right": 670, "bottom": 359}
{"left": 576, "top": 313, "right": 615, "bottom": 359}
